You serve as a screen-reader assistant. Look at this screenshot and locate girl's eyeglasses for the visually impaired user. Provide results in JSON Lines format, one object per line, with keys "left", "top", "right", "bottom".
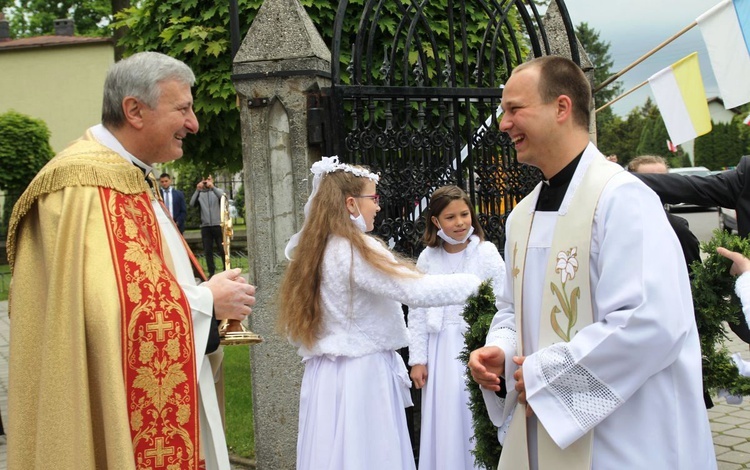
{"left": 355, "top": 194, "right": 381, "bottom": 204}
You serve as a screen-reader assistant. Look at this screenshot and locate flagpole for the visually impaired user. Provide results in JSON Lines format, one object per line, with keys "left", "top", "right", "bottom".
{"left": 594, "top": 21, "right": 697, "bottom": 93}
{"left": 596, "top": 79, "right": 648, "bottom": 113}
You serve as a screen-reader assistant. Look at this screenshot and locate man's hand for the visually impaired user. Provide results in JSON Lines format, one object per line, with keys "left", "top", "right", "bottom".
{"left": 196, "top": 181, "right": 206, "bottom": 190}
{"left": 468, "top": 346, "right": 504, "bottom": 391}
{"left": 410, "top": 364, "right": 428, "bottom": 389}
{"left": 204, "top": 268, "right": 256, "bottom": 321}
{"left": 717, "top": 247, "right": 750, "bottom": 276}
{"left": 513, "top": 355, "right": 534, "bottom": 417}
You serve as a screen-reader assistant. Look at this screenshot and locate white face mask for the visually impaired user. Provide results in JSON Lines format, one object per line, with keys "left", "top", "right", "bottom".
{"left": 436, "top": 223, "right": 474, "bottom": 245}
{"left": 350, "top": 200, "right": 368, "bottom": 232}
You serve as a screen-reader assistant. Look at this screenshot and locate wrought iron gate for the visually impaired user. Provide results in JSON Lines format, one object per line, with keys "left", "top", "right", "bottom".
{"left": 317, "top": 0, "right": 580, "bottom": 258}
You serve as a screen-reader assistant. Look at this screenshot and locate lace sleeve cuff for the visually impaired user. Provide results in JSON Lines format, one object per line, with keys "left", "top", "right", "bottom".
{"left": 524, "top": 343, "right": 623, "bottom": 449}
{"left": 486, "top": 326, "right": 516, "bottom": 352}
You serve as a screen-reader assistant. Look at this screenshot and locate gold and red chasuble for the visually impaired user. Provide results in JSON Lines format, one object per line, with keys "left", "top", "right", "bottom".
{"left": 99, "top": 187, "right": 202, "bottom": 469}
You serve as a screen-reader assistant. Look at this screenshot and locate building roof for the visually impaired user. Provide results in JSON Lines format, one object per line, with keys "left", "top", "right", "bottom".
{"left": 0, "top": 35, "right": 112, "bottom": 51}
{"left": 707, "top": 96, "right": 742, "bottom": 114}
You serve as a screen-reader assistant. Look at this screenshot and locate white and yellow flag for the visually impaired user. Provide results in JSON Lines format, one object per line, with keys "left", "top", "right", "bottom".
{"left": 648, "top": 52, "right": 712, "bottom": 146}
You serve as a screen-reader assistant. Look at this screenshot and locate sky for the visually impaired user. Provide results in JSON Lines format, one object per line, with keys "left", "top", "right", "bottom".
{"left": 558, "top": 0, "right": 722, "bottom": 116}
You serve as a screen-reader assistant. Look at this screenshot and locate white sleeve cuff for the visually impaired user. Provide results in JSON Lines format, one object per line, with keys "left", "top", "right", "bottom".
{"left": 735, "top": 272, "right": 750, "bottom": 327}
{"left": 524, "top": 343, "right": 623, "bottom": 449}
{"left": 182, "top": 284, "right": 214, "bottom": 318}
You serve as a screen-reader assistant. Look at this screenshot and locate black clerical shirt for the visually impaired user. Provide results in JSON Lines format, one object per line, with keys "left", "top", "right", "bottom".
{"left": 535, "top": 152, "right": 584, "bottom": 212}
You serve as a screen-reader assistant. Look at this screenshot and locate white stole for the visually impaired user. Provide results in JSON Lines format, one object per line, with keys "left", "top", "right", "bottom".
{"left": 498, "top": 154, "right": 622, "bottom": 470}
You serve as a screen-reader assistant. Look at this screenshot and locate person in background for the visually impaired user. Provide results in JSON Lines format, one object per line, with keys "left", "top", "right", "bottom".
{"left": 628, "top": 155, "right": 702, "bottom": 276}
{"left": 159, "top": 172, "right": 188, "bottom": 233}
{"left": 467, "top": 55, "right": 714, "bottom": 469}
{"left": 191, "top": 174, "right": 225, "bottom": 277}
{"left": 7, "top": 51, "right": 255, "bottom": 469}
{"left": 629, "top": 155, "right": 711, "bottom": 408}
{"left": 635, "top": 156, "right": 750, "bottom": 344}
{"left": 408, "top": 185, "right": 505, "bottom": 470}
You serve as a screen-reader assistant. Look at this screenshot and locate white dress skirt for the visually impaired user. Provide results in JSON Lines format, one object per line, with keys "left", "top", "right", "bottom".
{"left": 297, "top": 350, "right": 416, "bottom": 470}
{"left": 418, "top": 320, "right": 480, "bottom": 470}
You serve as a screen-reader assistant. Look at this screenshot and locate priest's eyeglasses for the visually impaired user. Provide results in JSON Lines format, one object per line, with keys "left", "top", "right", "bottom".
{"left": 355, "top": 194, "right": 381, "bottom": 205}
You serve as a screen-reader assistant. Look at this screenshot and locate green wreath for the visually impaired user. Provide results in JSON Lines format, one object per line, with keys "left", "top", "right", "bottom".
{"left": 460, "top": 281, "right": 503, "bottom": 469}
{"left": 692, "top": 229, "right": 750, "bottom": 396}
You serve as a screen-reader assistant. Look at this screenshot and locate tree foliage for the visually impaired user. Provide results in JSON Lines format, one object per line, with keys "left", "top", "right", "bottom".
{"left": 575, "top": 22, "right": 621, "bottom": 107}
{"left": 695, "top": 121, "right": 747, "bottom": 170}
{"left": 735, "top": 104, "right": 750, "bottom": 154}
{"left": 575, "top": 22, "right": 623, "bottom": 156}
{"left": 635, "top": 103, "right": 690, "bottom": 168}
{"left": 0, "top": 110, "right": 54, "bottom": 192}
{"left": 0, "top": 0, "right": 112, "bottom": 38}
{"left": 0, "top": 110, "right": 54, "bottom": 232}
{"left": 597, "top": 109, "right": 643, "bottom": 165}
{"left": 114, "top": 0, "right": 523, "bottom": 173}
{"left": 596, "top": 97, "right": 692, "bottom": 168}
{"left": 1, "top": 0, "right": 131, "bottom": 58}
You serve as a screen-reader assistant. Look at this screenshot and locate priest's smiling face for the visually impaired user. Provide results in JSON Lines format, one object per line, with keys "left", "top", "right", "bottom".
{"left": 138, "top": 79, "right": 199, "bottom": 165}
{"left": 499, "top": 66, "right": 559, "bottom": 174}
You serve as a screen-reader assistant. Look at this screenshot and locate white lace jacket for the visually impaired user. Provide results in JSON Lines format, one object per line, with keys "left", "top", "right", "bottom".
{"left": 407, "top": 236, "right": 506, "bottom": 365}
{"left": 295, "top": 235, "right": 481, "bottom": 358}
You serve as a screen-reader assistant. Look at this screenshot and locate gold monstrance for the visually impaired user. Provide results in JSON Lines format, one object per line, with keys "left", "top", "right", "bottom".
{"left": 218, "top": 194, "right": 263, "bottom": 346}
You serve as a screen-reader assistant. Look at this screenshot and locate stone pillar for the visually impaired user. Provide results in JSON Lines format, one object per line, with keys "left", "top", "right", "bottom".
{"left": 543, "top": 1, "right": 598, "bottom": 142}
{"left": 231, "top": 0, "right": 331, "bottom": 468}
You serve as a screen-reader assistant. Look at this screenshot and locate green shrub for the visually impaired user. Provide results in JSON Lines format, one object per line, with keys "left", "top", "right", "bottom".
{"left": 0, "top": 110, "right": 54, "bottom": 234}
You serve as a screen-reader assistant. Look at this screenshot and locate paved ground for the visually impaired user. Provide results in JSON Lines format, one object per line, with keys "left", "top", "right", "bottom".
{"left": 0, "top": 303, "right": 6, "bottom": 470}
{"left": 711, "top": 334, "right": 750, "bottom": 469}
{"left": 0, "top": 300, "right": 748, "bottom": 468}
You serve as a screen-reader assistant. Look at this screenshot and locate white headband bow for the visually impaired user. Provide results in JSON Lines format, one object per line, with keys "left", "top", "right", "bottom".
{"left": 284, "top": 156, "right": 380, "bottom": 260}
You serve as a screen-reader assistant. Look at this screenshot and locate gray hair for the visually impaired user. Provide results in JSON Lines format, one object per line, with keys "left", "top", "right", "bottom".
{"left": 101, "top": 51, "right": 196, "bottom": 128}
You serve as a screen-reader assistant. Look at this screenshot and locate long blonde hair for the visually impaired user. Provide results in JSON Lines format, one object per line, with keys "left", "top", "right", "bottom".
{"left": 278, "top": 168, "right": 418, "bottom": 348}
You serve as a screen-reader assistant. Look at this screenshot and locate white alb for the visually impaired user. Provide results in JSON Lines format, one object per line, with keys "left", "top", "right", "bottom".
{"left": 484, "top": 144, "right": 716, "bottom": 470}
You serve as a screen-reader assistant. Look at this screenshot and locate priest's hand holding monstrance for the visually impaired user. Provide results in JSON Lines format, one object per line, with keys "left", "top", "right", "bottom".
{"left": 218, "top": 194, "right": 263, "bottom": 345}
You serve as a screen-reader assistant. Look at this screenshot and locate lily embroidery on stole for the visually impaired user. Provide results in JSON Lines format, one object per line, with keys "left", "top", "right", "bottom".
{"left": 550, "top": 247, "right": 580, "bottom": 342}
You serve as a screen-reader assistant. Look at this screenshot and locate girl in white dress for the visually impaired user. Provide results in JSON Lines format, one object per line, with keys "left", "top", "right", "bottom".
{"left": 408, "top": 185, "right": 506, "bottom": 470}
{"left": 278, "top": 158, "right": 481, "bottom": 470}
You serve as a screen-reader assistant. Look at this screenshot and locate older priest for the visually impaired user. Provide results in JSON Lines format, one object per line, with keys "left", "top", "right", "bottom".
{"left": 6, "top": 52, "right": 256, "bottom": 469}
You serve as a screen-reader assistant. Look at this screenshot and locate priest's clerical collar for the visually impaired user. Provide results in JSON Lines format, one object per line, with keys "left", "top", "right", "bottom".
{"left": 543, "top": 152, "right": 582, "bottom": 187}
{"left": 535, "top": 151, "right": 584, "bottom": 212}
{"left": 130, "top": 156, "right": 153, "bottom": 178}
{"left": 90, "top": 124, "right": 154, "bottom": 177}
